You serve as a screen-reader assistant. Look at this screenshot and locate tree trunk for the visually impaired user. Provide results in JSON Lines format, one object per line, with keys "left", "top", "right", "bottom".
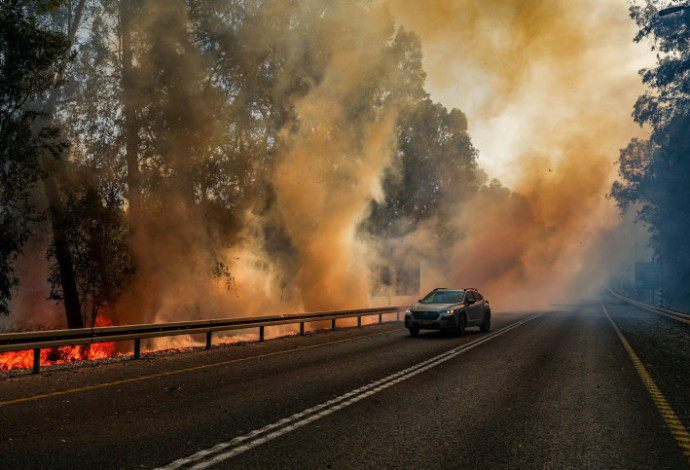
{"left": 120, "top": 0, "right": 142, "bottom": 231}
{"left": 39, "top": 0, "right": 88, "bottom": 329}
{"left": 42, "top": 165, "right": 84, "bottom": 329}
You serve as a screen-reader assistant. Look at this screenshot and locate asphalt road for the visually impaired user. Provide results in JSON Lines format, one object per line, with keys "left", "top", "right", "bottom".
{"left": 1, "top": 297, "right": 689, "bottom": 469}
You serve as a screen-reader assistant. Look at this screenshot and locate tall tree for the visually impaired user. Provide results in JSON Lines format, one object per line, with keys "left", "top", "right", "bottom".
{"left": 363, "top": 29, "right": 478, "bottom": 238}
{"left": 0, "top": 0, "right": 70, "bottom": 316}
{"left": 41, "top": 0, "right": 88, "bottom": 329}
{"left": 45, "top": 0, "right": 137, "bottom": 326}
{"left": 119, "top": 0, "right": 142, "bottom": 231}
{"left": 612, "top": 1, "right": 690, "bottom": 309}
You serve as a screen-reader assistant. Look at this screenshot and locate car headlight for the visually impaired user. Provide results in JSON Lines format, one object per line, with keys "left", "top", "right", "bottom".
{"left": 440, "top": 310, "right": 454, "bottom": 317}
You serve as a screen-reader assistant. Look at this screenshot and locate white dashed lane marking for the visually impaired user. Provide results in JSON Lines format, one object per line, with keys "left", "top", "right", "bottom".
{"left": 156, "top": 313, "right": 543, "bottom": 470}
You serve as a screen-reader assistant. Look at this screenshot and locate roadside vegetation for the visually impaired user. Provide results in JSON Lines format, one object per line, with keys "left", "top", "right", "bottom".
{"left": 0, "top": 0, "right": 486, "bottom": 328}
{"left": 611, "top": 1, "right": 690, "bottom": 312}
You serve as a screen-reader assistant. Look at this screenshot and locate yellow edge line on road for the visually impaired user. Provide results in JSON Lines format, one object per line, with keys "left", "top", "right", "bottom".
{"left": 0, "top": 327, "right": 404, "bottom": 408}
{"left": 600, "top": 302, "right": 690, "bottom": 464}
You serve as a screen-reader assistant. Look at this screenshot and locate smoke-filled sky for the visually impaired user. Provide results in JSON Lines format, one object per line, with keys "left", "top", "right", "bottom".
{"left": 2, "top": 0, "right": 662, "bottom": 332}
{"left": 381, "top": 0, "right": 656, "bottom": 307}
{"left": 386, "top": 0, "right": 654, "bottom": 185}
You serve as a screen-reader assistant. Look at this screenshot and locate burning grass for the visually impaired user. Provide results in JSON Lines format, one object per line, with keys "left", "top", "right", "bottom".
{"left": 0, "top": 316, "right": 118, "bottom": 372}
{"left": 0, "top": 314, "right": 402, "bottom": 374}
{"left": 0, "top": 343, "right": 118, "bottom": 372}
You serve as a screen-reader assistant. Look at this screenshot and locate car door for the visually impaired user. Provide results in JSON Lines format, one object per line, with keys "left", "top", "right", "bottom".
{"left": 472, "top": 292, "right": 485, "bottom": 322}
{"left": 465, "top": 291, "right": 479, "bottom": 323}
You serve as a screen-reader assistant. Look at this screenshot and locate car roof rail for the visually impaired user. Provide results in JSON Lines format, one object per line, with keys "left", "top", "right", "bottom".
{"left": 432, "top": 287, "right": 448, "bottom": 291}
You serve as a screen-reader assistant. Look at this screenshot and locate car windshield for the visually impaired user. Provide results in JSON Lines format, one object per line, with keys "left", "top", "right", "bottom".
{"left": 419, "top": 290, "right": 465, "bottom": 304}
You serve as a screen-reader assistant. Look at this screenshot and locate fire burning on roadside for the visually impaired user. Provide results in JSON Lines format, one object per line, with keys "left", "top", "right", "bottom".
{"left": 0, "top": 317, "right": 117, "bottom": 372}
{"left": 4, "top": 0, "right": 655, "bottom": 338}
{"left": 0, "top": 343, "right": 117, "bottom": 372}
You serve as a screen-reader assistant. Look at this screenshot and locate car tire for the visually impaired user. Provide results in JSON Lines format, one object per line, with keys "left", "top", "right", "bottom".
{"left": 456, "top": 314, "right": 467, "bottom": 336}
{"left": 480, "top": 310, "right": 491, "bottom": 332}
{"left": 408, "top": 327, "right": 419, "bottom": 337}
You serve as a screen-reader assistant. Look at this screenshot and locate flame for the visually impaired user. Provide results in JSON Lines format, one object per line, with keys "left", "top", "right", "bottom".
{"left": 0, "top": 313, "right": 400, "bottom": 371}
{"left": 0, "top": 316, "right": 118, "bottom": 372}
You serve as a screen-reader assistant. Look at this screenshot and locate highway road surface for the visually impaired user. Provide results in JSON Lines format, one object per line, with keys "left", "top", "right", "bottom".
{"left": 1, "top": 294, "right": 689, "bottom": 469}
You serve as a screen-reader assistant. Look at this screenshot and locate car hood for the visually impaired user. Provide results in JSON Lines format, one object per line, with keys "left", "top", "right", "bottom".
{"left": 410, "top": 302, "right": 461, "bottom": 312}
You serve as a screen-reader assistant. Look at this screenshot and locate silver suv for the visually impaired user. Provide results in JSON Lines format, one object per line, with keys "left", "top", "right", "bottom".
{"left": 404, "top": 288, "right": 491, "bottom": 336}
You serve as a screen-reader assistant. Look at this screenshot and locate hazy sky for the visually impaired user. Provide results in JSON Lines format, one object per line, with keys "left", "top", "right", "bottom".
{"left": 386, "top": 0, "right": 656, "bottom": 187}
{"left": 4, "top": 0, "right": 661, "bottom": 332}
{"left": 375, "top": 0, "right": 659, "bottom": 306}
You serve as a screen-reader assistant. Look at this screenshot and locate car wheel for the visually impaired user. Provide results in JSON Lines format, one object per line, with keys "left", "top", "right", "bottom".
{"left": 457, "top": 314, "right": 467, "bottom": 336}
{"left": 480, "top": 310, "right": 491, "bottom": 332}
{"left": 408, "top": 327, "right": 419, "bottom": 337}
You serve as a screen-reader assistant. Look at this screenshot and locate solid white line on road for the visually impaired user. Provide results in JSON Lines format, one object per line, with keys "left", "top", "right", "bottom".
{"left": 155, "top": 313, "right": 543, "bottom": 470}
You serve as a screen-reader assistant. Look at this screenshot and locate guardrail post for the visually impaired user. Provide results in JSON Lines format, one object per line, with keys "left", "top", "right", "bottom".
{"left": 33, "top": 348, "right": 40, "bottom": 374}
{"left": 0, "top": 306, "right": 402, "bottom": 368}
{"left": 396, "top": 310, "right": 399, "bottom": 322}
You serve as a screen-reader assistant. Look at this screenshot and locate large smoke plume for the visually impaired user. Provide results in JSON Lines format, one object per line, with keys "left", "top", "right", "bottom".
{"left": 381, "top": 0, "right": 655, "bottom": 309}
{"left": 119, "top": 0, "right": 401, "bottom": 324}
{"left": 4, "top": 0, "right": 656, "bottom": 332}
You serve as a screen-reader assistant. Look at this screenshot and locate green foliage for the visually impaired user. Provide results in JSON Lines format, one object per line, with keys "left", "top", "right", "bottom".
{"left": 612, "top": 1, "right": 690, "bottom": 309}
{"left": 364, "top": 99, "right": 478, "bottom": 237}
{"left": 356, "top": 27, "right": 481, "bottom": 296}
{"left": 0, "top": 0, "right": 69, "bottom": 315}
{"left": 3, "top": 0, "right": 490, "bottom": 320}
{"left": 46, "top": 162, "right": 133, "bottom": 326}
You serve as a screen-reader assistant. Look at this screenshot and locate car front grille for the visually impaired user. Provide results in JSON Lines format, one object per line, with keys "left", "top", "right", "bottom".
{"left": 412, "top": 311, "right": 440, "bottom": 320}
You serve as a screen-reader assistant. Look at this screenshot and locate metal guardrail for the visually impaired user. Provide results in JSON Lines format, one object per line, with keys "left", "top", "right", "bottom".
{"left": 0, "top": 306, "right": 401, "bottom": 373}
{"left": 608, "top": 288, "right": 690, "bottom": 325}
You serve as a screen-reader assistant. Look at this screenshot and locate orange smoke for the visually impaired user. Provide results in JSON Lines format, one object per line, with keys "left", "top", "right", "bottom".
{"left": 377, "top": 0, "right": 654, "bottom": 309}
{"left": 2, "top": 0, "right": 657, "bottom": 332}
